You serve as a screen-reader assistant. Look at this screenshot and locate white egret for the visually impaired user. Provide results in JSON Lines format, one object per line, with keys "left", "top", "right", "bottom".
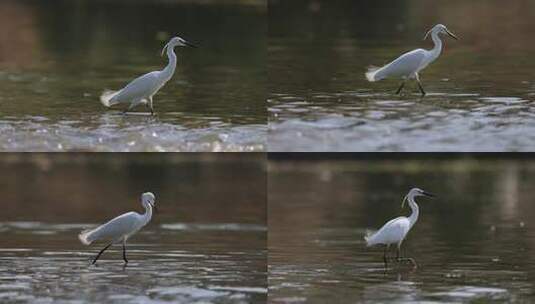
{"left": 365, "top": 188, "right": 434, "bottom": 268}
{"left": 366, "top": 24, "right": 458, "bottom": 96}
{"left": 78, "top": 192, "right": 157, "bottom": 265}
{"left": 100, "top": 36, "right": 197, "bottom": 115}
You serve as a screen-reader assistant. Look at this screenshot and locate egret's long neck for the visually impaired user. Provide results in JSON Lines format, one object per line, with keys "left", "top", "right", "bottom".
{"left": 429, "top": 32, "right": 443, "bottom": 61}
{"left": 161, "top": 45, "right": 177, "bottom": 82}
{"left": 407, "top": 195, "right": 419, "bottom": 229}
{"left": 142, "top": 203, "right": 153, "bottom": 226}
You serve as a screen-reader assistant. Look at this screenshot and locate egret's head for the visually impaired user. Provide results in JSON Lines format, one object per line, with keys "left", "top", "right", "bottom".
{"left": 170, "top": 36, "right": 197, "bottom": 48}
{"left": 141, "top": 192, "right": 157, "bottom": 210}
{"left": 402, "top": 188, "right": 435, "bottom": 208}
{"left": 162, "top": 36, "right": 197, "bottom": 56}
{"left": 424, "top": 24, "right": 458, "bottom": 41}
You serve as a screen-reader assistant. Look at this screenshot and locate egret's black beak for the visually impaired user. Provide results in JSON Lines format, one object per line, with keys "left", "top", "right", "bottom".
{"left": 151, "top": 203, "right": 158, "bottom": 213}
{"left": 423, "top": 191, "right": 436, "bottom": 198}
{"left": 185, "top": 41, "right": 198, "bottom": 48}
{"left": 446, "top": 30, "right": 458, "bottom": 40}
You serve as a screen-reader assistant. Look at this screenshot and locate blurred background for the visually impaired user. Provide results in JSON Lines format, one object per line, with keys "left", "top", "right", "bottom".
{"left": 0, "top": 0, "right": 266, "bottom": 151}
{"left": 269, "top": 154, "right": 535, "bottom": 303}
{"left": 268, "top": 0, "right": 535, "bottom": 151}
{"left": 0, "top": 153, "right": 266, "bottom": 303}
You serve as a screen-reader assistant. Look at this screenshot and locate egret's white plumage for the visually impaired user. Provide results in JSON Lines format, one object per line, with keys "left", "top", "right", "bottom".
{"left": 365, "top": 216, "right": 411, "bottom": 247}
{"left": 79, "top": 192, "right": 157, "bottom": 265}
{"left": 100, "top": 36, "right": 196, "bottom": 115}
{"left": 365, "top": 188, "right": 434, "bottom": 268}
{"left": 366, "top": 24, "right": 458, "bottom": 96}
{"left": 366, "top": 49, "right": 427, "bottom": 82}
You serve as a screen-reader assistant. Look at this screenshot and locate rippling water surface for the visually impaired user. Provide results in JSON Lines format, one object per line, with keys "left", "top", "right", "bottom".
{"left": 0, "top": 222, "right": 266, "bottom": 304}
{"left": 269, "top": 156, "right": 535, "bottom": 303}
{"left": 269, "top": 0, "right": 535, "bottom": 151}
{"left": 0, "top": 0, "right": 265, "bottom": 151}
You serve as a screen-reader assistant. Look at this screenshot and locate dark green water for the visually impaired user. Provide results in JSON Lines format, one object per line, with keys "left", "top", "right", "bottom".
{"left": 268, "top": 0, "right": 535, "bottom": 151}
{"left": 269, "top": 156, "right": 535, "bottom": 303}
{"left": 0, "top": 0, "right": 266, "bottom": 151}
{"left": 0, "top": 154, "right": 267, "bottom": 303}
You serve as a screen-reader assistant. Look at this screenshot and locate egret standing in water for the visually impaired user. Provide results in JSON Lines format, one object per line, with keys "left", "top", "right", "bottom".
{"left": 365, "top": 188, "right": 435, "bottom": 268}
{"left": 100, "top": 36, "right": 197, "bottom": 115}
{"left": 366, "top": 24, "right": 458, "bottom": 96}
{"left": 78, "top": 192, "right": 157, "bottom": 265}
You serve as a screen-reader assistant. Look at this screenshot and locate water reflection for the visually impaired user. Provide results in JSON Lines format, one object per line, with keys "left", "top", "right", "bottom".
{"left": 0, "top": 154, "right": 266, "bottom": 303}
{"left": 268, "top": 155, "right": 535, "bottom": 303}
{"left": 0, "top": 0, "right": 266, "bottom": 151}
{"left": 268, "top": 0, "right": 535, "bottom": 151}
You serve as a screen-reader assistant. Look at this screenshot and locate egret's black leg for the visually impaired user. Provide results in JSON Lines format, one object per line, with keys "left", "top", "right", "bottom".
{"left": 122, "top": 243, "right": 128, "bottom": 264}
{"left": 396, "top": 246, "right": 401, "bottom": 262}
{"left": 417, "top": 81, "right": 426, "bottom": 96}
{"left": 92, "top": 243, "right": 112, "bottom": 265}
{"left": 147, "top": 97, "right": 154, "bottom": 116}
{"left": 415, "top": 73, "right": 426, "bottom": 97}
{"left": 123, "top": 102, "right": 137, "bottom": 115}
{"left": 383, "top": 245, "right": 389, "bottom": 269}
{"left": 395, "top": 81, "right": 405, "bottom": 95}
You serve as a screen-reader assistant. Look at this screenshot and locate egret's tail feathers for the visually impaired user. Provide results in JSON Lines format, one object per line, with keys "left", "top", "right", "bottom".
{"left": 78, "top": 225, "right": 107, "bottom": 245}
{"left": 365, "top": 65, "right": 387, "bottom": 82}
{"left": 78, "top": 229, "right": 95, "bottom": 245}
{"left": 364, "top": 229, "right": 378, "bottom": 247}
{"left": 100, "top": 90, "right": 122, "bottom": 107}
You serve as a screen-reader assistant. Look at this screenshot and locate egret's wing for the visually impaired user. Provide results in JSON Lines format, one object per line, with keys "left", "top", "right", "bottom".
{"left": 79, "top": 212, "right": 141, "bottom": 245}
{"left": 364, "top": 216, "right": 410, "bottom": 246}
{"left": 366, "top": 49, "right": 427, "bottom": 81}
{"left": 110, "top": 71, "right": 161, "bottom": 104}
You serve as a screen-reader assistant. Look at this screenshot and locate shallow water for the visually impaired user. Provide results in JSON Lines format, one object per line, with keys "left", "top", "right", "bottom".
{"left": 0, "top": 222, "right": 266, "bottom": 304}
{"left": 0, "top": 0, "right": 265, "bottom": 151}
{"left": 0, "top": 113, "right": 264, "bottom": 152}
{"left": 268, "top": 156, "right": 535, "bottom": 303}
{"left": 268, "top": 0, "right": 535, "bottom": 151}
{"left": 0, "top": 154, "right": 267, "bottom": 303}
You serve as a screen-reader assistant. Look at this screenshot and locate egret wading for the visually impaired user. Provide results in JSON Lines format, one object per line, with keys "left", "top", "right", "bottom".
{"left": 100, "top": 36, "right": 197, "bottom": 115}
{"left": 366, "top": 24, "right": 458, "bottom": 96}
{"left": 364, "top": 188, "right": 434, "bottom": 268}
{"left": 78, "top": 192, "right": 157, "bottom": 265}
